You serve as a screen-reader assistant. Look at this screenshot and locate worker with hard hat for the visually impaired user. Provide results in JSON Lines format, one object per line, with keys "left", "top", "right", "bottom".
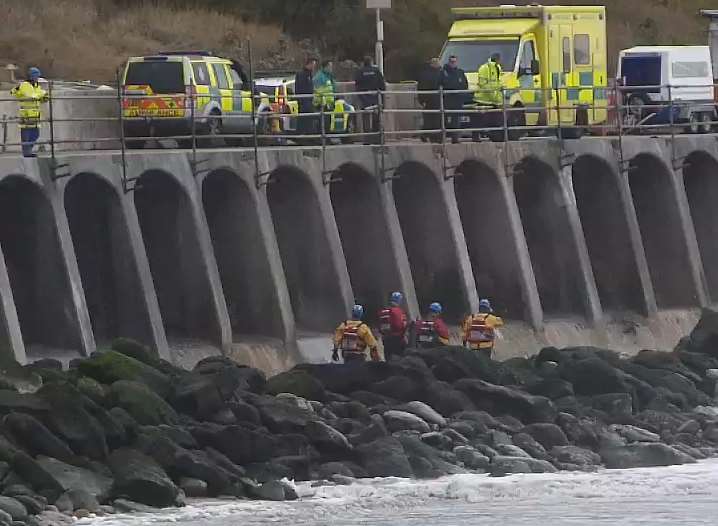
{"left": 378, "top": 291, "right": 408, "bottom": 361}
{"left": 462, "top": 299, "right": 504, "bottom": 358}
{"left": 11, "top": 67, "right": 48, "bottom": 158}
{"left": 332, "top": 304, "right": 380, "bottom": 363}
{"left": 416, "top": 302, "right": 450, "bottom": 347}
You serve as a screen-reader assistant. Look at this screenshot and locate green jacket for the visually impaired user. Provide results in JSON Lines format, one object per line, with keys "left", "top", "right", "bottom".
{"left": 474, "top": 60, "right": 503, "bottom": 106}
{"left": 313, "top": 69, "right": 336, "bottom": 108}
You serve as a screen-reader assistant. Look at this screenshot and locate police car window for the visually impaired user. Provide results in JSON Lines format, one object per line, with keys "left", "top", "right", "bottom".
{"left": 520, "top": 41, "right": 536, "bottom": 70}
{"left": 229, "top": 69, "right": 243, "bottom": 90}
{"left": 562, "top": 37, "right": 571, "bottom": 73}
{"left": 192, "top": 63, "right": 210, "bottom": 86}
{"left": 212, "top": 63, "right": 230, "bottom": 90}
{"left": 574, "top": 34, "right": 591, "bottom": 65}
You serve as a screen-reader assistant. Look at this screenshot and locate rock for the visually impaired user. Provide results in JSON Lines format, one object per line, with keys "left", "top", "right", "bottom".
{"left": 0, "top": 390, "right": 50, "bottom": 413}
{"left": 108, "top": 380, "right": 179, "bottom": 426}
{"left": 442, "top": 428, "right": 469, "bottom": 446}
{"left": 623, "top": 363, "right": 704, "bottom": 407}
{"left": 10, "top": 453, "right": 64, "bottom": 498}
{"left": 107, "top": 448, "right": 178, "bottom": 508}
{"left": 633, "top": 350, "right": 702, "bottom": 383}
{"left": 250, "top": 480, "right": 297, "bottom": 501}
{"left": 191, "top": 424, "right": 284, "bottom": 465}
{"left": 30, "top": 359, "right": 62, "bottom": 371}
{"left": 527, "top": 378, "right": 575, "bottom": 400}
{"left": 684, "top": 308, "right": 718, "bottom": 358}
{"left": 305, "top": 421, "right": 352, "bottom": 453}
{"left": 495, "top": 444, "right": 531, "bottom": 458}
{"left": 356, "top": 437, "right": 413, "bottom": 478}
{"left": 74, "top": 508, "right": 91, "bottom": 518}
{"left": 179, "top": 478, "right": 208, "bottom": 498}
{"left": 228, "top": 400, "right": 261, "bottom": 425}
{"left": 512, "top": 433, "right": 549, "bottom": 460}
{"left": 600, "top": 443, "right": 696, "bottom": 469}
{"left": 453, "top": 446, "right": 490, "bottom": 470}
{"left": 246, "top": 394, "right": 315, "bottom": 434}
{"left": 12, "top": 495, "right": 43, "bottom": 514}
{"left": 559, "top": 357, "right": 629, "bottom": 396}
{"left": 550, "top": 445, "right": 602, "bottom": 466}
{"left": 610, "top": 424, "right": 660, "bottom": 443}
{"left": 0, "top": 497, "right": 27, "bottom": 521}
{"left": 369, "top": 376, "right": 420, "bottom": 402}
{"left": 348, "top": 414, "right": 388, "bottom": 446}
{"left": 590, "top": 393, "right": 634, "bottom": 420}
{"left": 420, "top": 432, "right": 453, "bottom": 450}
{"left": 110, "top": 338, "right": 156, "bottom": 366}
{"left": 495, "top": 415, "right": 524, "bottom": 433}
{"left": 265, "top": 370, "right": 327, "bottom": 402}
{"left": 557, "top": 413, "right": 599, "bottom": 449}
{"left": 76, "top": 377, "right": 106, "bottom": 406}
{"left": 396, "top": 435, "right": 465, "bottom": 477}
{"left": 193, "top": 358, "right": 266, "bottom": 394}
{"left": 109, "top": 407, "right": 139, "bottom": 436}
{"left": 33, "top": 456, "right": 112, "bottom": 501}
{"left": 317, "top": 462, "right": 355, "bottom": 479}
{"left": 78, "top": 351, "right": 171, "bottom": 397}
{"left": 455, "top": 379, "right": 556, "bottom": 423}
{"left": 422, "top": 382, "right": 475, "bottom": 417}
{"left": 32, "top": 510, "right": 76, "bottom": 525}
{"left": 522, "top": 423, "right": 569, "bottom": 449}
{"left": 400, "top": 401, "right": 447, "bottom": 427}
{"left": 490, "top": 456, "right": 532, "bottom": 475}
{"left": 383, "top": 410, "right": 431, "bottom": 434}
{"left": 412, "top": 347, "right": 513, "bottom": 385}
{"left": 112, "top": 499, "right": 159, "bottom": 514}
{"left": 3, "top": 413, "right": 74, "bottom": 461}
{"left": 0, "top": 508, "right": 10, "bottom": 525}
{"left": 1, "top": 485, "right": 33, "bottom": 498}
{"left": 676, "top": 419, "right": 701, "bottom": 435}
{"left": 327, "top": 401, "right": 371, "bottom": 422}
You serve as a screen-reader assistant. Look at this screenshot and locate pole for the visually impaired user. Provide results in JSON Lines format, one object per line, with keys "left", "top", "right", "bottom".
{"left": 375, "top": 8, "right": 384, "bottom": 75}
{"left": 48, "top": 80, "right": 55, "bottom": 161}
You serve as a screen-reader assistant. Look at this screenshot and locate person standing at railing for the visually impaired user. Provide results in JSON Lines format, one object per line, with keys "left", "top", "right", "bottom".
{"left": 354, "top": 56, "right": 386, "bottom": 140}
{"left": 473, "top": 53, "right": 503, "bottom": 141}
{"left": 440, "top": 55, "right": 468, "bottom": 144}
{"left": 295, "top": 57, "right": 318, "bottom": 138}
{"left": 11, "top": 67, "right": 48, "bottom": 158}
{"left": 313, "top": 60, "right": 336, "bottom": 135}
{"left": 418, "top": 58, "right": 442, "bottom": 143}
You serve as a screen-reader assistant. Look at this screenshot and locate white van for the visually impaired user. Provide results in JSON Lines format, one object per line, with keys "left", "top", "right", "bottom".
{"left": 617, "top": 46, "right": 716, "bottom": 132}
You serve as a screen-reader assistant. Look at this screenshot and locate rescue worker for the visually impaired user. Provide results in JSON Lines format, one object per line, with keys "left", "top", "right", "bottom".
{"left": 354, "top": 56, "right": 386, "bottom": 138}
{"left": 473, "top": 52, "right": 503, "bottom": 141}
{"left": 313, "top": 60, "right": 336, "bottom": 135}
{"left": 462, "top": 299, "right": 504, "bottom": 358}
{"left": 378, "top": 291, "right": 408, "bottom": 361}
{"left": 332, "top": 304, "right": 380, "bottom": 363}
{"left": 417, "top": 57, "right": 442, "bottom": 143}
{"left": 11, "top": 67, "right": 47, "bottom": 158}
{"left": 416, "top": 302, "right": 450, "bottom": 348}
{"left": 295, "top": 57, "right": 318, "bottom": 137}
{"left": 439, "top": 55, "right": 469, "bottom": 144}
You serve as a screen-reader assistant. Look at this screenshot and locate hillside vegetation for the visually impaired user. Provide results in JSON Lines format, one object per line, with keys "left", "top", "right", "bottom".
{"left": 1, "top": 0, "right": 715, "bottom": 82}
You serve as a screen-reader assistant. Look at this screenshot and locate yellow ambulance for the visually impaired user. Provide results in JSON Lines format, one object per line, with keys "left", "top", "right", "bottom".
{"left": 440, "top": 4, "right": 609, "bottom": 137}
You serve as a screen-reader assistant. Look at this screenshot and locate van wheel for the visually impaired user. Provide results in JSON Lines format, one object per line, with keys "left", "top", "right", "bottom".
{"left": 202, "top": 111, "right": 225, "bottom": 147}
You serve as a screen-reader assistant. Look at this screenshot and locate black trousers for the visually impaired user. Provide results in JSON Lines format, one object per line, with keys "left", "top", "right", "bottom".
{"left": 382, "top": 335, "right": 406, "bottom": 361}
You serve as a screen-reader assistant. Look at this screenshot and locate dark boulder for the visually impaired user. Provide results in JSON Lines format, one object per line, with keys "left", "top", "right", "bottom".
{"left": 590, "top": 393, "right": 634, "bottom": 421}
{"left": 453, "top": 446, "right": 490, "bottom": 470}
{"left": 599, "top": 443, "right": 696, "bottom": 469}
{"left": 550, "top": 445, "right": 601, "bottom": 466}
{"left": 304, "top": 421, "right": 352, "bottom": 454}
{"left": 422, "top": 381, "right": 475, "bottom": 416}
{"left": 246, "top": 394, "right": 316, "bottom": 434}
{"left": 265, "top": 370, "right": 327, "bottom": 402}
{"left": 559, "top": 357, "right": 629, "bottom": 396}
{"left": 455, "top": 379, "right": 557, "bottom": 423}
{"left": 317, "top": 462, "right": 355, "bottom": 479}
{"left": 0, "top": 496, "right": 27, "bottom": 521}
{"left": 356, "top": 437, "right": 413, "bottom": 478}
{"left": 107, "top": 448, "right": 178, "bottom": 507}
{"left": 527, "top": 378, "right": 575, "bottom": 400}
{"left": 489, "top": 456, "right": 532, "bottom": 475}
{"left": 396, "top": 434, "right": 465, "bottom": 478}
{"left": 193, "top": 357, "right": 266, "bottom": 394}
{"left": 15, "top": 455, "right": 113, "bottom": 502}
{"left": 78, "top": 351, "right": 171, "bottom": 397}
{"left": 3, "top": 413, "right": 74, "bottom": 461}
{"left": 512, "top": 433, "right": 549, "bottom": 460}
{"left": 683, "top": 308, "right": 718, "bottom": 357}
{"left": 348, "top": 414, "right": 388, "bottom": 446}
{"left": 632, "top": 351, "right": 701, "bottom": 383}
{"left": 420, "top": 432, "right": 453, "bottom": 451}
{"left": 108, "top": 380, "right": 179, "bottom": 426}
{"left": 295, "top": 363, "right": 393, "bottom": 395}
{"left": 383, "top": 410, "right": 431, "bottom": 434}
{"left": 522, "top": 423, "right": 569, "bottom": 449}
{"left": 0, "top": 390, "right": 50, "bottom": 415}
{"left": 556, "top": 413, "right": 599, "bottom": 449}
{"left": 369, "top": 376, "right": 421, "bottom": 402}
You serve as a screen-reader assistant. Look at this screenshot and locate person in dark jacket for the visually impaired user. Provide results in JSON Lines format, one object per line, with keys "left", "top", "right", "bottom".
{"left": 354, "top": 56, "right": 386, "bottom": 136}
{"left": 417, "top": 57, "right": 442, "bottom": 142}
{"left": 439, "top": 55, "right": 469, "bottom": 143}
{"left": 295, "top": 57, "right": 318, "bottom": 137}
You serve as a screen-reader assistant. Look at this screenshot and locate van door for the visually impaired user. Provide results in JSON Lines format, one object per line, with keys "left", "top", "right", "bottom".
{"left": 227, "top": 67, "right": 254, "bottom": 133}
{"left": 210, "top": 62, "right": 234, "bottom": 131}
{"left": 556, "top": 25, "right": 576, "bottom": 124}
{"left": 517, "top": 36, "right": 541, "bottom": 125}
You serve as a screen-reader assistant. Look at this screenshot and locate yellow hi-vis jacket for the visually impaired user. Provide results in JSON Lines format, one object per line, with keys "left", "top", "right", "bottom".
{"left": 474, "top": 60, "right": 503, "bottom": 106}
{"left": 462, "top": 313, "right": 504, "bottom": 350}
{"left": 333, "top": 320, "right": 378, "bottom": 356}
{"left": 11, "top": 81, "right": 47, "bottom": 128}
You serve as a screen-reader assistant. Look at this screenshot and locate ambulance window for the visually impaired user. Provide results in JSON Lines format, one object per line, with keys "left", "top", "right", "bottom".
{"left": 562, "top": 37, "right": 571, "bottom": 73}
{"left": 229, "top": 69, "right": 243, "bottom": 90}
{"left": 574, "top": 34, "right": 591, "bottom": 65}
{"left": 519, "top": 41, "right": 536, "bottom": 70}
{"left": 212, "top": 63, "right": 230, "bottom": 90}
{"left": 192, "top": 63, "right": 210, "bottom": 86}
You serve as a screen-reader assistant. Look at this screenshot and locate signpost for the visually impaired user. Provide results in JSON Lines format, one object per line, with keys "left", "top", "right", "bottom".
{"left": 367, "top": 0, "right": 391, "bottom": 74}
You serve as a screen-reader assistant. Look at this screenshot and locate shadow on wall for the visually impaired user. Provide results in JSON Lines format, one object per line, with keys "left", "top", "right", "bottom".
{"left": 513, "top": 157, "right": 585, "bottom": 318}
{"left": 572, "top": 156, "right": 647, "bottom": 315}
{"left": 628, "top": 154, "right": 698, "bottom": 308}
{"left": 65, "top": 173, "right": 151, "bottom": 346}
{"left": 330, "top": 163, "right": 401, "bottom": 324}
{"left": 267, "top": 166, "right": 343, "bottom": 332}
{"left": 454, "top": 160, "right": 527, "bottom": 321}
{"left": 683, "top": 152, "right": 718, "bottom": 304}
{"left": 134, "top": 170, "right": 220, "bottom": 343}
{"left": 0, "top": 176, "right": 80, "bottom": 353}
{"left": 392, "top": 161, "right": 467, "bottom": 322}
{"left": 202, "top": 169, "right": 283, "bottom": 338}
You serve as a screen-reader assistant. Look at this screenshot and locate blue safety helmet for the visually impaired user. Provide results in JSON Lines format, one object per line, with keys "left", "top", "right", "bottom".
{"left": 352, "top": 304, "right": 364, "bottom": 320}
{"left": 429, "top": 302, "right": 443, "bottom": 314}
{"left": 479, "top": 299, "right": 493, "bottom": 312}
{"left": 390, "top": 291, "right": 403, "bottom": 305}
{"left": 28, "top": 67, "right": 42, "bottom": 80}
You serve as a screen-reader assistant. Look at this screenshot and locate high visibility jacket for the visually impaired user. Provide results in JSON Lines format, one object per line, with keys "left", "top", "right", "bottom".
{"left": 378, "top": 306, "right": 408, "bottom": 338}
{"left": 417, "top": 316, "right": 450, "bottom": 346}
{"left": 11, "top": 81, "right": 47, "bottom": 128}
{"left": 334, "top": 320, "right": 378, "bottom": 357}
{"left": 462, "top": 313, "right": 504, "bottom": 350}
{"left": 474, "top": 60, "right": 503, "bottom": 106}
{"left": 313, "top": 69, "right": 336, "bottom": 109}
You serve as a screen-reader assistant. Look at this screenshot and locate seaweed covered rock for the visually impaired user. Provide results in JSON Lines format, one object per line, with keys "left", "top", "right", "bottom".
{"left": 107, "top": 448, "right": 179, "bottom": 507}
{"left": 78, "top": 351, "right": 171, "bottom": 397}
{"left": 108, "top": 381, "right": 179, "bottom": 426}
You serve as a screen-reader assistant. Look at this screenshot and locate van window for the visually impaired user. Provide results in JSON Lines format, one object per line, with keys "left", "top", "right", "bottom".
{"left": 519, "top": 41, "right": 536, "bottom": 71}
{"left": 672, "top": 61, "right": 709, "bottom": 78}
{"left": 562, "top": 37, "right": 571, "bottom": 73}
{"left": 125, "top": 61, "right": 184, "bottom": 94}
{"left": 229, "top": 69, "right": 244, "bottom": 90}
{"left": 212, "top": 63, "right": 230, "bottom": 90}
{"left": 574, "top": 34, "right": 591, "bottom": 65}
{"left": 192, "top": 63, "right": 210, "bottom": 86}
{"left": 440, "top": 40, "right": 519, "bottom": 72}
